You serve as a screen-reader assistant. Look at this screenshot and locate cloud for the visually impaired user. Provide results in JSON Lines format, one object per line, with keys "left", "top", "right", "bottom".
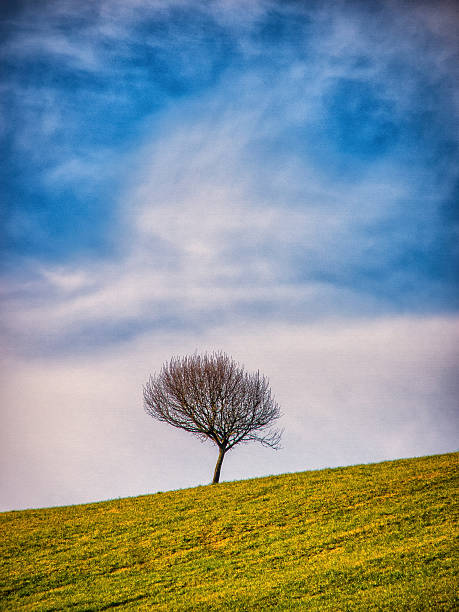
{"left": 2, "top": 78, "right": 456, "bottom": 358}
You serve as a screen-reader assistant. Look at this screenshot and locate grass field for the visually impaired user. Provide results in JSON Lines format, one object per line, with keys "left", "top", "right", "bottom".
{"left": 1, "top": 452, "right": 458, "bottom": 610}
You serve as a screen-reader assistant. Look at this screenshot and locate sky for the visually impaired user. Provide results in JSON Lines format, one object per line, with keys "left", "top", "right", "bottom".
{"left": 1, "top": 0, "right": 458, "bottom": 512}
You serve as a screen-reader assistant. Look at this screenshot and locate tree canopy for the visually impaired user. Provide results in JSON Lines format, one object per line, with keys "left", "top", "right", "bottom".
{"left": 143, "top": 352, "right": 282, "bottom": 483}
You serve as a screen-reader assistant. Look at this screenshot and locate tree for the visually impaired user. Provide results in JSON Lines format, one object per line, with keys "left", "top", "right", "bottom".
{"left": 143, "top": 352, "right": 282, "bottom": 484}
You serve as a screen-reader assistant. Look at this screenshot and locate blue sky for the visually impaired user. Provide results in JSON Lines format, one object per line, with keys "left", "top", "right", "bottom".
{"left": 1, "top": 0, "right": 458, "bottom": 511}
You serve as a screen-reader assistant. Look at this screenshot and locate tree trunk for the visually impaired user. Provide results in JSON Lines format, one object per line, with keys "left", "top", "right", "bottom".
{"left": 212, "top": 446, "right": 226, "bottom": 484}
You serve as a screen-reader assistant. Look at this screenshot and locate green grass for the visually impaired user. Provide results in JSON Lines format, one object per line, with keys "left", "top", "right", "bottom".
{"left": 1, "top": 452, "right": 458, "bottom": 610}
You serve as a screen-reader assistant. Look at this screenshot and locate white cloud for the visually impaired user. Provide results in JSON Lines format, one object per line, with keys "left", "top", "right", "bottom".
{"left": 0, "top": 79, "right": 448, "bottom": 353}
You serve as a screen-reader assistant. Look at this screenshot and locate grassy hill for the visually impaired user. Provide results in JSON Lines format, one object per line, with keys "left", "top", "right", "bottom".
{"left": 1, "top": 452, "right": 457, "bottom": 611}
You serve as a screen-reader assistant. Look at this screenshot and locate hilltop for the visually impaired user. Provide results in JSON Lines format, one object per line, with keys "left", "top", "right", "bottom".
{"left": 1, "top": 452, "right": 457, "bottom": 610}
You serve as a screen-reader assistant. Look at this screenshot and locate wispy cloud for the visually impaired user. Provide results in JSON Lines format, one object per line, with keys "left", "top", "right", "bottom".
{"left": 2, "top": 76, "right": 457, "bottom": 355}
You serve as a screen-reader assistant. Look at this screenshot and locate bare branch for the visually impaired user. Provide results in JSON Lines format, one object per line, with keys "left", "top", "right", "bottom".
{"left": 143, "top": 351, "right": 282, "bottom": 483}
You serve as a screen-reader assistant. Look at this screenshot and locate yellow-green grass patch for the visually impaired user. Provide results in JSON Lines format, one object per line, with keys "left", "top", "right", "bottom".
{"left": 1, "top": 452, "right": 457, "bottom": 610}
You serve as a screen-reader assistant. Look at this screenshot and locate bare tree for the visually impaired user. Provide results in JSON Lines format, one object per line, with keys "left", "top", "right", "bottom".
{"left": 143, "top": 352, "right": 282, "bottom": 484}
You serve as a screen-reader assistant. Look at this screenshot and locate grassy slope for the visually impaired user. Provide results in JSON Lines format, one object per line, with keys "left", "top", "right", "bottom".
{"left": 1, "top": 453, "right": 458, "bottom": 611}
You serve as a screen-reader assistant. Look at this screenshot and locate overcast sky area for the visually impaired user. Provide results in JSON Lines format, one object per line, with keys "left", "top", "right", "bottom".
{"left": 1, "top": 0, "right": 458, "bottom": 511}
